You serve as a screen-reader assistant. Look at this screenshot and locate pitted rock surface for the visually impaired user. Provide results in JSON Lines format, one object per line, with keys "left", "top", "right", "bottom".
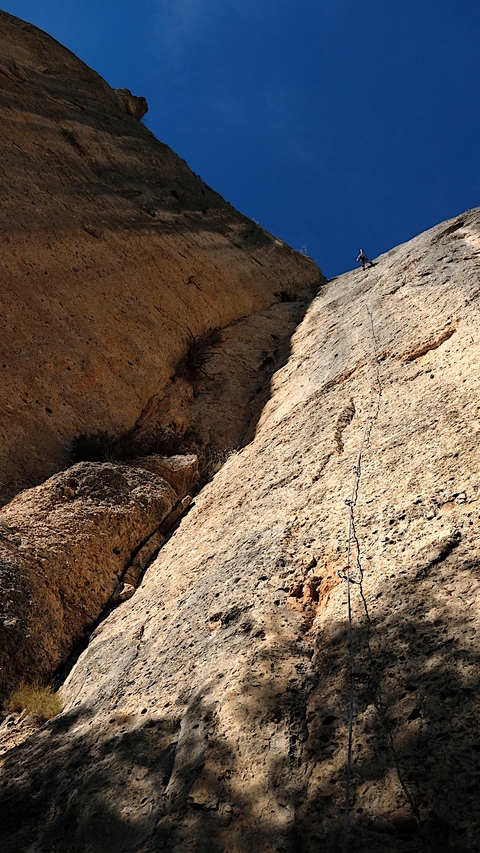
{"left": 0, "top": 461, "right": 180, "bottom": 700}
{"left": 1, "top": 209, "right": 479, "bottom": 852}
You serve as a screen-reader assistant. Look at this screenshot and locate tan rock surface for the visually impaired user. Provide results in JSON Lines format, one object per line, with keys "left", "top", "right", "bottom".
{"left": 0, "top": 10, "right": 321, "bottom": 503}
{"left": 133, "top": 299, "right": 314, "bottom": 475}
{"left": 0, "top": 460, "right": 185, "bottom": 700}
{"left": 1, "top": 209, "right": 479, "bottom": 852}
{"left": 132, "top": 454, "right": 199, "bottom": 500}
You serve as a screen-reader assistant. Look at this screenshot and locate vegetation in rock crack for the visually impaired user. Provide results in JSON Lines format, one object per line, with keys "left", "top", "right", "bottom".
{"left": 274, "top": 289, "right": 298, "bottom": 302}
{"left": 70, "top": 426, "right": 184, "bottom": 464}
{"left": 5, "top": 683, "right": 62, "bottom": 720}
{"left": 176, "top": 328, "right": 222, "bottom": 382}
{"left": 70, "top": 423, "right": 234, "bottom": 488}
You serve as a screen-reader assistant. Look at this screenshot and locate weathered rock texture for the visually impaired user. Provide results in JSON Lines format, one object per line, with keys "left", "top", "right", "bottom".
{"left": 0, "top": 457, "right": 198, "bottom": 701}
{"left": 113, "top": 88, "right": 148, "bottom": 120}
{"left": 132, "top": 454, "right": 199, "bottom": 500}
{"left": 1, "top": 208, "right": 479, "bottom": 852}
{"left": 134, "top": 300, "right": 314, "bottom": 472}
{"left": 0, "top": 10, "right": 321, "bottom": 503}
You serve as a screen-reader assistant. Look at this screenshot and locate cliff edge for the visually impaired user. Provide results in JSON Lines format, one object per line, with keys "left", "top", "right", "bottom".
{"left": 0, "top": 10, "right": 322, "bottom": 503}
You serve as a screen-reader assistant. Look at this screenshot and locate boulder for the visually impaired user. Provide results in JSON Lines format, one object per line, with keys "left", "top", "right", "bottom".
{"left": 0, "top": 461, "right": 177, "bottom": 700}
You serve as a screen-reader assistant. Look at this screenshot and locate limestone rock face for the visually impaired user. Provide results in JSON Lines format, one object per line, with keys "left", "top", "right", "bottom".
{"left": 1, "top": 208, "right": 479, "bottom": 852}
{"left": 0, "top": 460, "right": 184, "bottom": 700}
{"left": 0, "top": 10, "right": 322, "bottom": 503}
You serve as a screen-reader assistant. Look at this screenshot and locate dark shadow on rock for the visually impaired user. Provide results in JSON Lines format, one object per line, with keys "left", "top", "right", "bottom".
{"left": 0, "top": 558, "right": 478, "bottom": 853}
{"left": 294, "top": 558, "right": 480, "bottom": 852}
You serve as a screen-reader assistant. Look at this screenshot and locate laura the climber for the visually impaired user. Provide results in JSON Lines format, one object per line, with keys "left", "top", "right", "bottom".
{"left": 356, "top": 248, "right": 374, "bottom": 270}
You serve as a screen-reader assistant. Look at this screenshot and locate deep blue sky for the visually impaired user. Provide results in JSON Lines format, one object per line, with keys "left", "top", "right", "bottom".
{"left": 2, "top": 1, "right": 480, "bottom": 277}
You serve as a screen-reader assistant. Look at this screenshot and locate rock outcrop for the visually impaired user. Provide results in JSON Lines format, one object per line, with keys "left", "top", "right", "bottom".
{"left": 132, "top": 453, "right": 199, "bottom": 500}
{"left": 1, "top": 207, "right": 479, "bottom": 852}
{"left": 0, "top": 10, "right": 322, "bottom": 504}
{"left": 0, "top": 456, "right": 198, "bottom": 701}
{"left": 113, "top": 88, "right": 148, "bottom": 120}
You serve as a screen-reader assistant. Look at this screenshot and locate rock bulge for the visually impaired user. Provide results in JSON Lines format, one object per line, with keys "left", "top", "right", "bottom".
{"left": 0, "top": 456, "right": 199, "bottom": 702}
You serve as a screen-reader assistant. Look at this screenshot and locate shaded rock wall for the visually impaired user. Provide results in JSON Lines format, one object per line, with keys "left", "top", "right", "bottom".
{"left": 0, "top": 10, "right": 322, "bottom": 502}
{"left": 1, "top": 209, "right": 479, "bottom": 852}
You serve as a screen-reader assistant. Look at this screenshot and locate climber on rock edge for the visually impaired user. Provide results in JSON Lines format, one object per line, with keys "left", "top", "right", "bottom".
{"left": 356, "top": 248, "right": 374, "bottom": 271}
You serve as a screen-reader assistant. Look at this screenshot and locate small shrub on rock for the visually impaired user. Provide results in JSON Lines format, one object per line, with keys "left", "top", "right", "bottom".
{"left": 176, "top": 328, "right": 221, "bottom": 382}
{"left": 5, "top": 683, "right": 62, "bottom": 720}
{"left": 70, "top": 430, "right": 123, "bottom": 462}
{"left": 70, "top": 426, "right": 183, "bottom": 464}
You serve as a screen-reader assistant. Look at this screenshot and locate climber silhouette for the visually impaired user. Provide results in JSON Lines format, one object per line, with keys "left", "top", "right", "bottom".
{"left": 356, "top": 248, "right": 374, "bottom": 271}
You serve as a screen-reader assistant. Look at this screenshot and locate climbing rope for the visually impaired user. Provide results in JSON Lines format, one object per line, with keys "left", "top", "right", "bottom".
{"left": 341, "top": 304, "right": 382, "bottom": 853}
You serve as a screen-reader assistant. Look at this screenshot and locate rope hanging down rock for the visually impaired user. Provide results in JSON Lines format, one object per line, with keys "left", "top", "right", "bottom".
{"left": 340, "top": 304, "right": 382, "bottom": 853}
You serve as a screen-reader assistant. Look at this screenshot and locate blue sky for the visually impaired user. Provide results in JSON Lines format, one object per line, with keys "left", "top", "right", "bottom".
{"left": 2, "top": 1, "right": 480, "bottom": 277}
